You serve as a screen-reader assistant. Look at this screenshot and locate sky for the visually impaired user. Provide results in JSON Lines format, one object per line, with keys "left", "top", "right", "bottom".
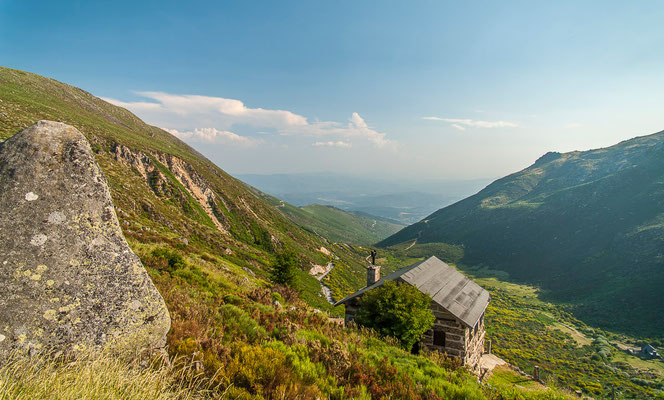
{"left": 2, "top": 1, "right": 664, "bottom": 180}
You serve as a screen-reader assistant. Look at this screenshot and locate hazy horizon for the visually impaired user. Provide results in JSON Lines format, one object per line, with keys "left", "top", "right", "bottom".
{"left": 3, "top": 1, "right": 664, "bottom": 180}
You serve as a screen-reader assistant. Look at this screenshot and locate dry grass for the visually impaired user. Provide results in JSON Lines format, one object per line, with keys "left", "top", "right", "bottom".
{"left": 0, "top": 352, "right": 215, "bottom": 400}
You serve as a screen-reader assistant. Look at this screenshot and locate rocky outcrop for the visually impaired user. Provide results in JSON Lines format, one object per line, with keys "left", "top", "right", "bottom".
{"left": 0, "top": 121, "right": 170, "bottom": 357}
{"left": 154, "top": 152, "right": 230, "bottom": 234}
{"left": 112, "top": 143, "right": 154, "bottom": 180}
{"left": 112, "top": 144, "right": 229, "bottom": 234}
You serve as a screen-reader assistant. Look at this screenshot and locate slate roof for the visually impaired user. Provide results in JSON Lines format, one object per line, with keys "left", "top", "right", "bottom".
{"left": 642, "top": 344, "right": 658, "bottom": 354}
{"left": 335, "top": 256, "right": 490, "bottom": 328}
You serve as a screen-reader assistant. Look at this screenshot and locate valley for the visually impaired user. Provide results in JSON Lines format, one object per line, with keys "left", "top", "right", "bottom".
{"left": 379, "top": 135, "right": 664, "bottom": 339}
{"left": 3, "top": 3, "right": 664, "bottom": 399}
{"left": 324, "top": 242, "right": 664, "bottom": 398}
{"left": 0, "top": 66, "right": 569, "bottom": 399}
{"left": 238, "top": 172, "right": 491, "bottom": 225}
{"left": 1, "top": 65, "right": 663, "bottom": 399}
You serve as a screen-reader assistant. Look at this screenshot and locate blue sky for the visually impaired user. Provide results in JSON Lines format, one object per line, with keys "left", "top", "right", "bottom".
{"left": 2, "top": 1, "right": 664, "bottom": 179}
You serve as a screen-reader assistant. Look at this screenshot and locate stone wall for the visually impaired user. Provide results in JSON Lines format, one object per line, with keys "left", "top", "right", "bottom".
{"left": 463, "top": 313, "right": 485, "bottom": 370}
{"left": 421, "top": 303, "right": 485, "bottom": 370}
{"left": 343, "top": 298, "right": 361, "bottom": 325}
{"left": 421, "top": 303, "right": 468, "bottom": 358}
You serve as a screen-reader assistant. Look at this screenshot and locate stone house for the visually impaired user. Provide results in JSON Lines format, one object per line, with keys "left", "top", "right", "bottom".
{"left": 642, "top": 344, "right": 661, "bottom": 359}
{"left": 335, "top": 256, "right": 490, "bottom": 370}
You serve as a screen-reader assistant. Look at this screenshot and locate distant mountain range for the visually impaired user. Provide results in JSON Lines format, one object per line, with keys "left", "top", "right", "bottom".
{"left": 245, "top": 186, "right": 405, "bottom": 245}
{"left": 236, "top": 172, "right": 491, "bottom": 224}
{"left": 381, "top": 131, "right": 664, "bottom": 336}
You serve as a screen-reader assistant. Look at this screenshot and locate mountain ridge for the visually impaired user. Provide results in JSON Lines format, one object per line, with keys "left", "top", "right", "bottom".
{"left": 380, "top": 129, "right": 664, "bottom": 336}
{"left": 0, "top": 66, "right": 371, "bottom": 312}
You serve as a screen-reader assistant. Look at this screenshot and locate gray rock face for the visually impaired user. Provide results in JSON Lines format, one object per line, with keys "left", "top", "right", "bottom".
{"left": 0, "top": 121, "right": 170, "bottom": 356}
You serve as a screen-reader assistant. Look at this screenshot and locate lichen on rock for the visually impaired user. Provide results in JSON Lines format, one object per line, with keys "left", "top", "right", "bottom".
{"left": 0, "top": 121, "right": 170, "bottom": 358}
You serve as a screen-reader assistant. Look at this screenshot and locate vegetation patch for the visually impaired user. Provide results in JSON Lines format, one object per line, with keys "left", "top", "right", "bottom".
{"left": 355, "top": 281, "right": 435, "bottom": 350}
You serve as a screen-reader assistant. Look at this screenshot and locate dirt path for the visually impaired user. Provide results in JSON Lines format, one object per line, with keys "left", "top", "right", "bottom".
{"left": 321, "top": 285, "right": 334, "bottom": 303}
{"left": 538, "top": 311, "right": 592, "bottom": 347}
{"left": 317, "top": 262, "right": 334, "bottom": 281}
{"left": 318, "top": 262, "right": 335, "bottom": 304}
{"left": 405, "top": 239, "right": 417, "bottom": 250}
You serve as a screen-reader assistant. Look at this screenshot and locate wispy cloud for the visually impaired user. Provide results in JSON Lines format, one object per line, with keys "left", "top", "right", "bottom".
{"left": 163, "top": 127, "right": 261, "bottom": 146}
{"left": 423, "top": 116, "right": 519, "bottom": 129}
{"left": 103, "top": 93, "right": 394, "bottom": 148}
{"left": 312, "top": 141, "right": 352, "bottom": 148}
{"left": 289, "top": 112, "right": 392, "bottom": 147}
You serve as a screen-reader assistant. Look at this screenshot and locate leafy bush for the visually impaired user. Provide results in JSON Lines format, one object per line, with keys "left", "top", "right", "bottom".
{"left": 355, "top": 281, "right": 435, "bottom": 350}
{"left": 151, "top": 247, "right": 186, "bottom": 273}
{"left": 220, "top": 304, "right": 267, "bottom": 342}
{"left": 222, "top": 293, "right": 243, "bottom": 305}
{"left": 271, "top": 291, "right": 285, "bottom": 304}
{"left": 271, "top": 249, "right": 299, "bottom": 287}
{"left": 172, "top": 265, "right": 210, "bottom": 289}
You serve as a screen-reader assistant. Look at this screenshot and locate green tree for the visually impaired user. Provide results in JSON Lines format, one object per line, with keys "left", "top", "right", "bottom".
{"left": 355, "top": 281, "right": 435, "bottom": 350}
{"left": 271, "top": 249, "right": 299, "bottom": 287}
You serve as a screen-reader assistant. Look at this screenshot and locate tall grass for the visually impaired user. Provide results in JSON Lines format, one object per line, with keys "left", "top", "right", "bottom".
{"left": 0, "top": 352, "right": 212, "bottom": 400}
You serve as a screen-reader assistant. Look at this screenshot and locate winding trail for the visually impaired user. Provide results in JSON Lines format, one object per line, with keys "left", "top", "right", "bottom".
{"left": 405, "top": 239, "right": 417, "bottom": 250}
{"left": 317, "top": 262, "right": 335, "bottom": 304}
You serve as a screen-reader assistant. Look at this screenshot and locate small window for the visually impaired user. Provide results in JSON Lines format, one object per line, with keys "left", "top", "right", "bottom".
{"left": 433, "top": 330, "right": 446, "bottom": 347}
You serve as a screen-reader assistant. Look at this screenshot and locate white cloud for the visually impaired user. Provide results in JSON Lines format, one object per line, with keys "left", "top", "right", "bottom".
{"left": 423, "top": 116, "right": 519, "bottom": 128}
{"left": 313, "top": 141, "right": 352, "bottom": 148}
{"left": 451, "top": 124, "right": 466, "bottom": 131}
{"left": 103, "top": 93, "right": 393, "bottom": 148}
{"left": 164, "top": 127, "right": 261, "bottom": 146}
{"left": 282, "top": 112, "right": 392, "bottom": 148}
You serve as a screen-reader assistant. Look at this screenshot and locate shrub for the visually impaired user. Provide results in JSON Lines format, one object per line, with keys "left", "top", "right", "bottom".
{"left": 222, "top": 293, "right": 243, "bottom": 305}
{"left": 355, "top": 281, "right": 435, "bottom": 350}
{"left": 272, "top": 283, "right": 300, "bottom": 303}
{"left": 221, "top": 304, "right": 266, "bottom": 342}
{"left": 151, "top": 247, "right": 186, "bottom": 273}
{"left": 271, "top": 249, "right": 299, "bottom": 287}
{"left": 172, "top": 265, "right": 210, "bottom": 289}
{"left": 271, "top": 291, "right": 285, "bottom": 304}
{"left": 247, "top": 287, "right": 273, "bottom": 305}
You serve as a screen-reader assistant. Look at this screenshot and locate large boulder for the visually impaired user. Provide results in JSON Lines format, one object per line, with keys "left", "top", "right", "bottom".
{"left": 0, "top": 121, "right": 170, "bottom": 357}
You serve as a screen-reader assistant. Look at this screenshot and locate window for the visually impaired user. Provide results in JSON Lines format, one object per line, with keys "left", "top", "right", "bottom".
{"left": 433, "top": 330, "right": 446, "bottom": 347}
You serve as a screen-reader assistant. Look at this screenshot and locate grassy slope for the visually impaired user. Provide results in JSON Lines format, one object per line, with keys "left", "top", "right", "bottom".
{"left": 0, "top": 66, "right": 573, "bottom": 399}
{"left": 0, "top": 352, "right": 204, "bottom": 399}
{"left": 249, "top": 188, "right": 404, "bottom": 245}
{"left": 351, "top": 248, "right": 664, "bottom": 398}
{"left": 380, "top": 134, "right": 664, "bottom": 337}
{"left": 0, "top": 66, "right": 373, "bottom": 313}
{"left": 473, "top": 272, "right": 664, "bottom": 399}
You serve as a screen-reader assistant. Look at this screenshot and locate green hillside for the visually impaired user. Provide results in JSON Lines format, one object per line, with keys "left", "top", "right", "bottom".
{"left": 0, "top": 66, "right": 376, "bottom": 312}
{"left": 248, "top": 189, "right": 404, "bottom": 245}
{"left": 0, "top": 66, "right": 578, "bottom": 399}
{"left": 380, "top": 132, "right": 664, "bottom": 337}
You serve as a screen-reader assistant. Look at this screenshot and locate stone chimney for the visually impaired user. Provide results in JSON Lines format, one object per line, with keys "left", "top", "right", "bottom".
{"left": 367, "top": 265, "right": 381, "bottom": 287}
